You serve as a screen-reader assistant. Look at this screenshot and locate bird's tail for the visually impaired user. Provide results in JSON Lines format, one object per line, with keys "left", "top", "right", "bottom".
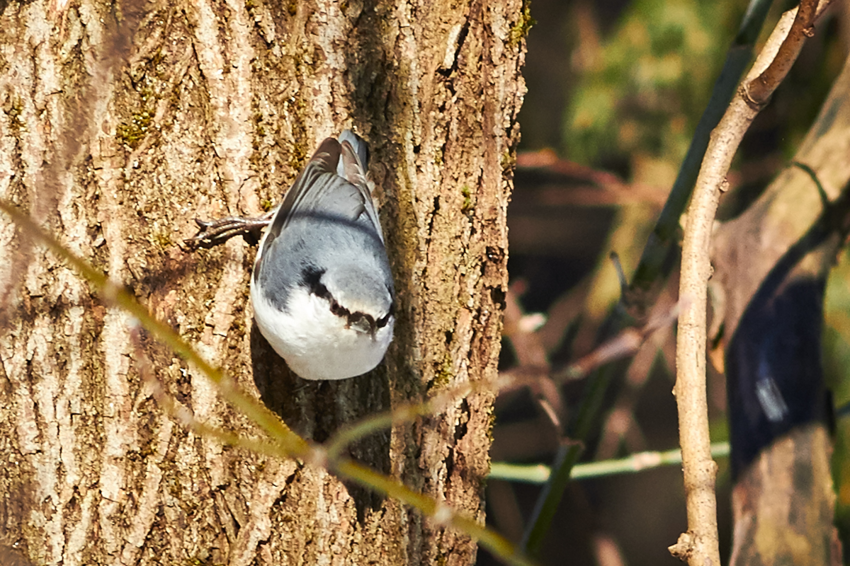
{"left": 337, "top": 130, "right": 370, "bottom": 173}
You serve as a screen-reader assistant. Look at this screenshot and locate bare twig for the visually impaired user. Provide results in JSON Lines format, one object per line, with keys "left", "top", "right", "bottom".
{"left": 520, "top": 303, "right": 681, "bottom": 554}
{"left": 489, "top": 442, "right": 730, "bottom": 483}
{"left": 130, "top": 325, "right": 289, "bottom": 457}
{"left": 0, "top": 198, "right": 307, "bottom": 456}
{"left": 504, "top": 284, "right": 564, "bottom": 432}
{"left": 516, "top": 150, "right": 667, "bottom": 207}
{"left": 329, "top": 300, "right": 682, "bottom": 465}
{"left": 594, "top": 318, "right": 668, "bottom": 459}
{"left": 329, "top": 300, "right": 680, "bottom": 471}
{"left": 671, "top": 2, "right": 831, "bottom": 565}
{"left": 521, "top": 1, "right": 779, "bottom": 554}
{"left": 744, "top": 0, "right": 826, "bottom": 107}
{"left": 555, "top": 301, "right": 680, "bottom": 382}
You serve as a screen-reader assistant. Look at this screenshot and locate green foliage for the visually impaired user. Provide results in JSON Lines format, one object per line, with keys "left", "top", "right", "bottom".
{"left": 824, "top": 247, "right": 850, "bottom": 546}
{"left": 565, "top": 0, "right": 737, "bottom": 165}
{"left": 824, "top": 248, "right": 850, "bottom": 403}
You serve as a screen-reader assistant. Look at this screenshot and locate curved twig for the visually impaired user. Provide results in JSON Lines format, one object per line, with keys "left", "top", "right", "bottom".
{"left": 671, "top": 1, "right": 831, "bottom": 564}
{"left": 0, "top": 198, "right": 536, "bottom": 566}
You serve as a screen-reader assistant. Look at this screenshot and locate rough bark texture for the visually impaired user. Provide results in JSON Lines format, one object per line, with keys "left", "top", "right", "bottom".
{"left": 0, "top": 0, "right": 527, "bottom": 564}
{"left": 713, "top": 55, "right": 850, "bottom": 566}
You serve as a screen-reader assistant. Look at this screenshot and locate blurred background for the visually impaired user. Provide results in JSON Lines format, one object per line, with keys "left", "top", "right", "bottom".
{"left": 480, "top": 0, "right": 850, "bottom": 564}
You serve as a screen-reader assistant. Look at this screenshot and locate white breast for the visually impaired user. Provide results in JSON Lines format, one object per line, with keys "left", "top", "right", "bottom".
{"left": 250, "top": 284, "right": 394, "bottom": 380}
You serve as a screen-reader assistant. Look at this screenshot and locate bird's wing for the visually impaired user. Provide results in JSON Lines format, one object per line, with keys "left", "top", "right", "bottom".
{"left": 265, "top": 134, "right": 383, "bottom": 245}
{"left": 337, "top": 130, "right": 369, "bottom": 172}
{"left": 339, "top": 136, "right": 384, "bottom": 241}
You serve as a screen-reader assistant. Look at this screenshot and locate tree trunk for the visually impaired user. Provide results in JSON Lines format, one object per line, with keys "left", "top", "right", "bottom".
{"left": 0, "top": 0, "right": 527, "bottom": 564}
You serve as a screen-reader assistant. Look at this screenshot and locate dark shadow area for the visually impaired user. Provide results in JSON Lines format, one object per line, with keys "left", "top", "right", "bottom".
{"left": 132, "top": 251, "right": 200, "bottom": 298}
{"left": 724, "top": 190, "right": 850, "bottom": 478}
{"left": 0, "top": 545, "right": 35, "bottom": 566}
{"left": 727, "top": 277, "right": 830, "bottom": 479}
{"left": 250, "top": 323, "right": 391, "bottom": 521}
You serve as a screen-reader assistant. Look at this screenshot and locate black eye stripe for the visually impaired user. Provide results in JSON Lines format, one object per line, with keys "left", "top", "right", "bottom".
{"left": 376, "top": 311, "right": 391, "bottom": 328}
{"left": 376, "top": 300, "right": 395, "bottom": 328}
{"left": 303, "top": 269, "right": 393, "bottom": 332}
{"left": 302, "top": 265, "right": 326, "bottom": 292}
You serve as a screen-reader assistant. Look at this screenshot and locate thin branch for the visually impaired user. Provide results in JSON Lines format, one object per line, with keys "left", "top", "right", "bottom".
{"left": 519, "top": 304, "right": 680, "bottom": 554}
{"left": 745, "top": 0, "right": 822, "bottom": 106}
{"left": 130, "top": 325, "right": 290, "bottom": 459}
{"left": 335, "top": 459, "right": 534, "bottom": 566}
{"left": 0, "top": 198, "right": 537, "bottom": 566}
{"left": 489, "top": 443, "right": 730, "bottom": 484}
{"left": 504, "top": 284, "right": 563, "bottom": 431}
{"left": 323, "top": 381, "right": 474, "bottom": 460}
{"left": 0, "top": 198, "right": 308, "bottom": 457}
{"left": 327, "top": 303, "right": 681, "bottom": 464}
{"left": 553, "top": 300, "right": 680, "bottom": 382}
{"left": 515, "top": 150, "right": 667, "bottom": 207}
{"left": 327, "top": 373, "right": 529, "bottom": 460}
{"left": 671, "top": 1, "right": 830, "bottom": 564}
{"left": 521, "top": 0, "right": 778, "bottom": 554}
{"left": 183, "top": 211, "right": 274, "bottom": 249}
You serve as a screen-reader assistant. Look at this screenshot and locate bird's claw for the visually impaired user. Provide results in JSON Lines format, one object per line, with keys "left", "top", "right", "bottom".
{"left": 184, "top": 214, "right": 272, "bottom": 250}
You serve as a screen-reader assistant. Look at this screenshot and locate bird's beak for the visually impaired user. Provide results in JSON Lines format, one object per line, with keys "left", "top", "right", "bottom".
{"left": 350, "top": 317, "right": 376, "bottom": 336}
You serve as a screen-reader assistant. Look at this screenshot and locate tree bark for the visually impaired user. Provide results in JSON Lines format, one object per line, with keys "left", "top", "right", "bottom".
{"left": 713, "top": 54, "right": 850, "bottom": 566}
{"left": 0, "top": 0, "right": 527, "bottom": 564}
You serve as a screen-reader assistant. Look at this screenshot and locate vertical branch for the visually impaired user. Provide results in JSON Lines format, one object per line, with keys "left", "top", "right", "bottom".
{"left": 716, "top": 48, "right": 850, "bottom": 566}
{"left": 670, "top": 175, "right": 724, "bottom": 566}
{"left": 520, "top": 0, "right": 777, "bottom": 554}
{"left": 670, "top": 1, "right": 828, "bottom": 564}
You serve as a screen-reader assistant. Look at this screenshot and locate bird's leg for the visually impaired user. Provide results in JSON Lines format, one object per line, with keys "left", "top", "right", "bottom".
{"left": 184, "top": 211, "right": 274, "bottom": 249}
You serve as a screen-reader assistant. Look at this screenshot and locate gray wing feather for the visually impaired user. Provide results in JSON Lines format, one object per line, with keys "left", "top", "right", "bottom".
{"left": 260, "top": 133, "right": 383, "bottom": 260}
{"left": 253, "top": 132, "right": 391, "bottom": 310}
{"left": 338, "top": 129, "right": 370, "bottom": 172}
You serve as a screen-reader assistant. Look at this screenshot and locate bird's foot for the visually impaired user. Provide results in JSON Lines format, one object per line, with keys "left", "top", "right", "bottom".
{"left": 184, "top": 211, "right": 273, "bottom": 250}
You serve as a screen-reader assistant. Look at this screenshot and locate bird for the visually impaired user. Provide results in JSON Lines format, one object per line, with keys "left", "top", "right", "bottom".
{"left": 250, "top": 130, "right": 395, "bottom": 380}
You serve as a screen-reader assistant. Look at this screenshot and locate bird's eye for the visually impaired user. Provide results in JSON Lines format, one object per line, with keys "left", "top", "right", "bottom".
{"left": 376, "top": 313, "right": 392, "bottom": 328}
